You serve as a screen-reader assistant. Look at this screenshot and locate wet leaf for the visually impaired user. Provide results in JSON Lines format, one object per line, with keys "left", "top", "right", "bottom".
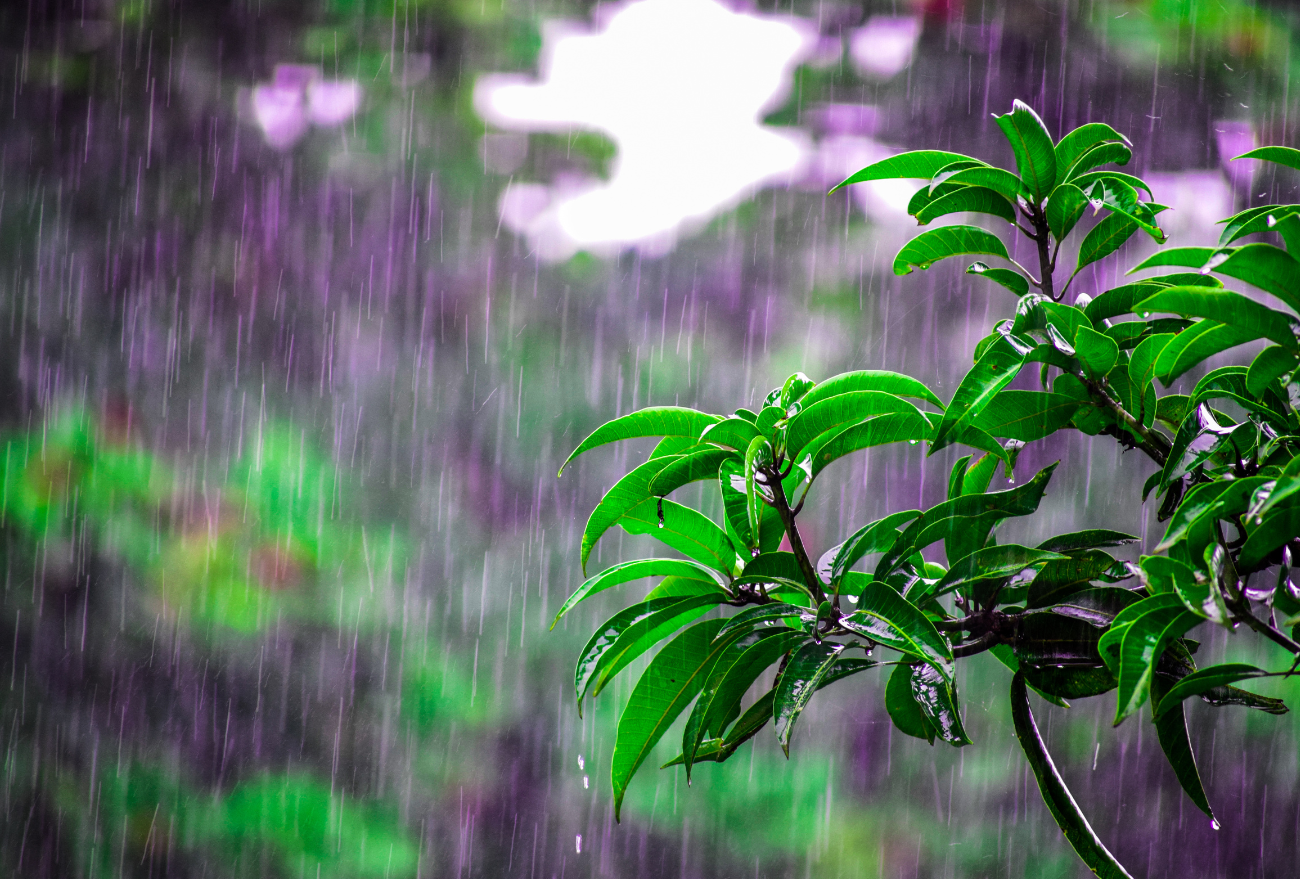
{"left": 773, "top": 641, "right": 846, "bottom": 755}
{"left": 784, "top": 391, "right": 923, "bottom": 461}
{"left": 892, "top": 225, "right": 1011, "bottom": 276}
{"left": 1074, "top": 325, "right": 1120, "bottom": 378}
{"left": 1153, "top": 321, "right": 1258, "bottom": 383}
{"left": 1153, "top": 663, "right": 1276, "bottom": 718}
{"left": 1150, "top": 675, "right": 1216, "bottom": 821}
{"left": 717, "top": 602, "right": 818, "bottom": 639}
{"left": 1010, "top": 674, "right": 1137, "bottom": 878}
{"left": 967, "top": 261, "right": 1031, "bottom": 297}
{"left": 798, "top": 370, "right": 945, "bottom": 410}
{"left": 1036, "top": 530, "right": 1138, "bottom": 553}
{"left": 1046, "top": 183, "right": 1089, "bottom": 241}
{"left": 995, "top": 99, "right": 1056, "bottom": 201}
{"left": 910, "top": 663, "right": 971, "bottom": 746}
{"left": 1136, "top": 287, "right": 1299, "bottom": 349}
{"left": 971, "top": 390, "right": 1082, "bottom": 441}
{"left": 840, "top": 581, "right": 953, "bottom": 682}
{"left": 830, "top": 150, "right": 984, "bottom": 192}
{"left": 553, "top": 557, "right": 727, "bottom": 628}
{"left": 923, "top": 544, "right": 1066, "bottom": 601}
{"left": 1113, "top": 603, "right": 1202, "bottom": 725}
{"left": 914, "top": 185, "right": 1017, "bottom": 224}
{"left": 1234, "top": 145, "right": 1300, "bottom": 172}
{"left": 885, "top": 662, "right": 935, "bottom": 742}
{"left": 1054, "top": 122, "right": 1131, "bottom": 185}
{"left": 828, "top": 509, "right": 923, "bottom": 586}
{"left": 618, "top": 498, "right": 740, "bottom": 577}
{"left": 699, "top": 416, "right": 763, "bottom": 450}
{"left": 1076, "top": 212, "right": 1139, "bottom": 275}
{"left": 561, "top": 407, "right": 721, "bottom": 474}
{"left": 929, "top": 166, "right": 1025, "bottom": 202}
{"left": 1246, "top": 345, "right": 1300, "bottom": 396}
{"left": 930, "top": 331, "right": 1032, "bottom": 452}
{"left": 796, "top": 412, "right": 933, "bottom": 481}
{"left": 1241, "top": 505, "right": 1300, "bottom": 570}
{"left": 645, "top": 447, "right": 737, "bottom": 496}
{"left": 1201, "top": 243, "right": 1300, "bottom": 314}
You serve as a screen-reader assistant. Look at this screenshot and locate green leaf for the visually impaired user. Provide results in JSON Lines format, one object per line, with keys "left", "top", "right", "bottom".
{"left": 914, "top": 185, "right": 1017, "bottom": 225}
{"left": 828, "top": 509, "right": 923, "bottom": 585}
{"left": 876, "top": 464, "right": 1058, "bottom": 580}
{"left": 995, "top": 100, "right": 1056, "bottom": 201}
{"left": 830, "top": 150, "right": 984, "bottom": 193}
{"left": 923, "top": 545, "right": 1066, "bottom": 601}
{"left": 910, "top": 663, "right": 971, "bottom": 746}
{"left": 971, "top": 390, "right": 1081, "bottom": 441}
{"left": 553, "top": 558, "right": 727, "bottom": 628}
{"left": 699, "top": 416, "right": 762, "bottom": 450}
{"left": 1150, "top": 675, "right": 1216, "bottom": 822}
{"left": 581, "top": 457, "right": 686, "bottom": 571}
{"left": 645, "top": 447, "right": 737, "bottom": 496}
{"left": 1036, "top": 530, "right": 1138, "bottom": 553}
{"left": 561, "top": 407, "right": 721, "bottom": 474}
{"left": 840, "top": 581, "right": 953, "bottom": 681}
{"left": 1135, "top": 287, "right": 1299, "bottom": 349}
{"left": 1046, "top": 183, "right": 1089, "bottom": 242}
{"left": 1250, "top": 454, "right": 1300, "bottom": 520}
{"left": 1155, "top": 477, "right": 1271, "bottom": 553}
{"left": 719, "top": 458, "right": 783, "bottom": 554}
{"left": 930, "top": 331, "right": 1032, "bottom": 452}
{"left": 1218, "top": 204, "right": 1300, "bottom": 246}
{"left": 618, "top": 498, "right": 740, "bottom": 577}
{"left": 1234, "top": 145, "right": 1300, "bottom": 171}
{"left": 1054, "top": 122, "right": 1131, "bottom": 186}
{"left": 1026, "top": 551, "right": 1127, "bottom": 608}
{"left": 1010, "top": 674, "right": 1136, "bottom": 879}
{"left": 1153, "top": 663, "right": 1274, "bottom": 718}
{"left": 732, "top": 552, "right": 814, "bottom": 596}
{"left": 1241, "top": 505, "right": 1300, "bottom": 570}
{"left": 744, "top": 436, "right": 774, "bottom": 541}
{"left": 575, "top": 595, "right": 723, "bottom": 708}
{"left": 1065, "top": 142, "right": 1133, "bottom": 178}
{"left": 717, "top": 602, "right": 818, "bottom": 639}
{"left": 1202, "top": 243, "right": 1300, "bottom": 314}
{"left": 1083, "top": 281, "right": 1168, "bottom": 323}
{"left": 929, "top": 166, "right": 1025, "bottom": 202}
{"left": 1246, "top": 345, "right": 1300, "bottom": 396}
{"left": 1128, "top": 246, "right": 1219, "bottom": 274}
{"left": 893, "top": 225, "right": 1011, "bottom": 276}
{"left": 1074, "top": 326, "right": 1121, "bottom": 378}
{"left": 1082, "top": 178, "right": 1164, "bottom": 241}
{"left": 1114, "top": 604, "right": 1201, "bottom": 725}
{"left": 784, "top": 391, "right": 923, "bottom": 460}
{"left": 796, "top": 413, "right": 933, "bottom": 481}
{"left": 1014, "top": 612, "right": 1108, "bottom": 667}
{"left": 1068, "top": 171, "right": 1155, "bottom": 199}
{"left": 611, "top": 618, "right": 731, "bottom": 821}
{"left": 774, "top": 641, "right": 847, "bottom": 755}
{"left": 967, "top": 262, "right": 1030, "bottom": 297}
{"left": 684, "top": 630, "right": 807, "bottom": 772}
{"left": 1153, "top": 321, "right": 1257, "bottom": 383}
{"left": 886, "top": 663, "right": 935, "bottom": 742}
{"left": 799, "top": 370, "right": 944, "bottom": 410}
{"left": 1024, "top": 664, "right": 1118, "bottom": 700}
{"left": 1076, "top": 212, "right": 1139, "bottom": 275}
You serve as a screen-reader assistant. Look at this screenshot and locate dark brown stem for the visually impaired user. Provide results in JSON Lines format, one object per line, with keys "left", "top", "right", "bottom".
{"left": 952, "top": 631, "right": 999, "bottom": 658}
{"left": 1081, "top": 376, "right": 1171, "bottom": 467}
{"left": 1030, "top": 207, "right": 1057, "bottom": 301}
{"left": 766, "top": 466, "right": 828, "bottom": 606}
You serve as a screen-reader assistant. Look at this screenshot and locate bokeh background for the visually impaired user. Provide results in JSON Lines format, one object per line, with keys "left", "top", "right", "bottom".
{"left": 1, "top": 0, "right": 1299, "bottom": 876}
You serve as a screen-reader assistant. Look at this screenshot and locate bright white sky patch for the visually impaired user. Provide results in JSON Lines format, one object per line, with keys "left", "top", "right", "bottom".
{"left": 475, "top": 0, "right": 816, "bottom": 259}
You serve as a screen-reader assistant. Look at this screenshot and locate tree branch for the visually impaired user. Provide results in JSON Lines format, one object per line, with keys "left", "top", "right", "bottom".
{"left": 766, "top": 466, "right": 828, "bottom": 606}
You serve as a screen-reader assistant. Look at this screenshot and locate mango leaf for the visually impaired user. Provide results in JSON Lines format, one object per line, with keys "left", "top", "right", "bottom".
{"left": 1150, "top": 675, "right": 1216, "bottom": 821}
{"left": 1015, "top": 612, "right": 1108, "bottom": 668}
{"left": 645, "top": 447, "right": 737, "bottom": 496}
{"left": 1026, "top": 550, "right": 1126, "bottom": 608}
{"left": 931, "top": 331, "right": 1032, "bottom": 452}
{"left": 1200, "top": 685, "right": 1289, "bottom": 714}
{"left": 1246, "top": 345, "right": 1299, "bottom": 396}
{"left": 914, "top": 185, "right": 1017, "bottom": 225}
{"left": 971, "top": 390, "right": 1081, "bottom": 441}
{"left": 886, "top": 663, "right": 935, "bottom": 743}
{"left": 1037, "top": 530, "right": 1138, "bottom": 553}
{"left": 732, "top": 551, "right": 814, "bottom": 597}
{"left": 717, "top": 602, "right": 818, "bottom": 639}
{"left": 683, "top": 630, "right": 807, "bottom": 773}
{"left": 1129, "top": 246, "right": 1219, "bottom": 274}
{"left": 1024, "top": 664, "right": 1118, "bottom": 700}
{"left": 876, "top": 464, "right": 1057, "bottom": 579}
{"left": 744, "top": 436, "right": 774, "bottom": 541}
{"left": 1155, "top": 477, "right": 1271, "bottom": 553}
{"left": 830, "top": 150, "right": 984, "bottom": 193}
{"left": 1082, "top": 177, "right": 1163, "bottom": 241}
{"left": 1234, "top": 145, "right": 1300, "bottom": 171}
{"left": 797, "top": 412, "right": 933, "bottom": 481}
{"left": 575, "top": 595, "right": 723, "bottom": 708}
{"left": 923, "top": 545, "right": 1066, "bottom": 601}
{"left": 1076, "top": 212, "right": 1139, "bottom": 275}
{"left": 893, "top": 225, "right": 1011, "bottom": 276}
{"left": 611, "top": 618, "right": 731, "bottom": 821}
{"left": 699, "top": 416, "right": 762, "bottom": 450}
{"left": 910, "top": 663, "right": 971, "bottom": 746}
{"left": 1153, "top": 321, "right": 1258, "bottom": 383}
{"left": 1240, "top": 505, "right": 1300, "bottom": 570}
{"left": 1135, "top": 287, "right": 1299, "bottom": 349}
{"left": 1074, "top": 326, "right": 1120, "bottom": 378}
{"left": 1154, "top": 663, "right": 1275, "bottom": 719}
{"left": 995, "top": 100, "right": 1056, "bottom": 201}
{"left": 840, "top": 581, "right": 953, "bottom": 682}
{"left": 1250, "top": 454, "right": 1300, "bottom": 520}
{"left": 1114, "top": 604, "right": 1201, "bottom": 725}
{"left": 1202, "top": 243, "right": 1300, "bottom": 314}
{"left": 1010, "top": 674, "right": 1136, "bottom": 879}
{"left": 774, "top": 641, "right": 847, "bottom": 755}
{"left": 929, "top": 166, "right": 1025, "bottom": 202}
{"left": 582, "top": 457, "right": 687, "bottom": 571}
{"left": 828, "top": 509, "right": 924, "bottom": 585}
{"left": 799, "top": 369, "right": 945, "bottom": 410}
{"left": 553, "top": 558, "right": 728, "bottom": 629}
{"left": 967, "top": 261, "right": 1030, "bottom": 297}
{"left": 561, "top": 407, "right": 721, "bottom": 474}
{"left": 1066, "top": 142, "right": 1133, "bottom": 178}
{"left": 1046, "top": 183, "right": 1089, "bottom": 241}
{"left": 719, "top": 458, "right": 784, "bottom": 554}
{"left": 1054, "top": 122, "right": 1131, "bottom": 185}
{"left": 1084, "top": 281, "right": 1169, "bottom": 323}
{"left": 1069, "top": 170, "right": 1154, "bottom": 199}
{"left": 784, "top": 391, "right": 923, "bottom": 461}
{"left": 618, "top": 498, "right": 740, "bottom": 577}
{"left": 1218, "top": 204, "right": 1300, "bottom": 246}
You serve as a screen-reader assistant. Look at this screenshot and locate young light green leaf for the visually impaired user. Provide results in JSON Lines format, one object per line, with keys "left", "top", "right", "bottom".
{"left": 840, "top": 581, "right": 953, "bottom": 681}
{"left": 886, "top": 663, "right": 935, "bottom": 743}
{"left": 561, "top": 407, "right": 721, "bottom": 474}
{"left": 799, "top": 369, "right": 944, "bottom": 410}
{"left": 1150, "top": 675, "right": 1216, "bottom": 822}
{"left": 1010, "top": 674, "right": 1136, "bottom": 879}
{"left": 914, "top": 185, "right": 1017, "bottom": 225}
{"left": 774, "top": 641, "right": 846, "bottom": 755}
{"left": 910, "top": 663, "right": 972, "bottom": 746}
{"left": 931, "top": 331, "right": 1032, "bottom": 452}
{"left": 611, "top": 618, "right": 730, "bottom": 821}
{"left": 1135, "top": 287, "right": 1300, "bottom": 349}
{"left": 1074, "top": 325, "right": 1120, "bottom": 378}
{"left": 618, "top": 498, "right": 740, "bottom": 577}
{"left": 796, "top": 412, "right": 934, "bottom": 481}
{"left": 784, "top": 391, "right": 923, "bottom": 460}
{"left": 1154, "top": 663, "right": 1274, "bottom": 719}
{"left": 1046, "top": 183, "right": 1089, "bottom": 242}
{"left": 699, "top": 416, "right": 763, "bottom": 450}
{"left": 553, "top": 558, "right": 727, "bottom": 629}
{"left": 995, "top": 100, "right": 1056, "bottom": 201}
{"left": 893, "top": 225, "right": 1011, "bottom": 276}
{"left": 830, "top": 150, "right": 984, "bottom": 193}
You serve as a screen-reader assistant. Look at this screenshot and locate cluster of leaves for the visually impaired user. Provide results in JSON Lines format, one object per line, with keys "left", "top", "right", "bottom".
{"left": 556, "top": 101, "right": 1300, "bottom": 877}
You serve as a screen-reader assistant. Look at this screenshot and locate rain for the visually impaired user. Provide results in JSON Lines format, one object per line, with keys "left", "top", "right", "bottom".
{"left": 0, "top": 1, "right": 1297, "bottom": 877}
